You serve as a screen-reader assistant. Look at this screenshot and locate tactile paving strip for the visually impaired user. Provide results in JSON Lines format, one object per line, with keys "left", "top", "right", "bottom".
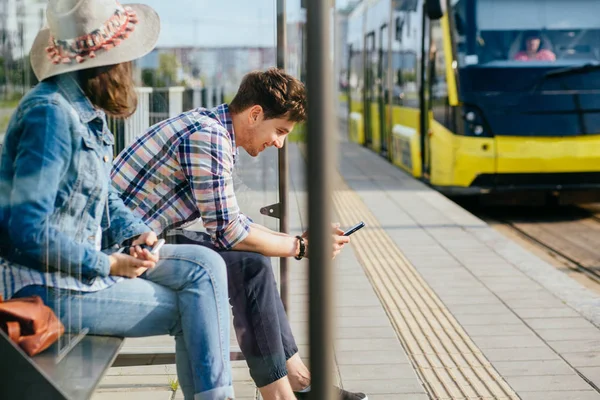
{"left": 332, "top": 177, "right": 519, "bottom": 400}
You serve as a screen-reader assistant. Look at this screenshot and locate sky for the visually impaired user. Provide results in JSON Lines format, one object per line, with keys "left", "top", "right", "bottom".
{"left": 136, "top": 0, "right": 296, "bottom": 47}
{"left": 135, "top": 0, "right": 351, "bottom": 48}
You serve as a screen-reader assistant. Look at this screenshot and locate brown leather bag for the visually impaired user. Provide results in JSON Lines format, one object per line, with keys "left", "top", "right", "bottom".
{"left": 0, "top": 295, "right": 65, "bottom": 356}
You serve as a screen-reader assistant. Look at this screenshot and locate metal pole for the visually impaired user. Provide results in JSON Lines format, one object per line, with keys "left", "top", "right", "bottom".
{"left": 306, "top": 1, "right": 336, "bottom": 399}
{"left": 386, "top": 1, "right": 394, "bottom": 160}
{"left": 276, "top": 0, "right": 290, "bottom": 311}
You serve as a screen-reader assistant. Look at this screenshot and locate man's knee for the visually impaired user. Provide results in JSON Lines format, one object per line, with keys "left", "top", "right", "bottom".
{"left": 223, "top": 251, "right": 277, "bottom": 295}
{"left": 236, "top": 252, "right": 274, "bottom": 280}
{"left": 170, "top": 244, "right": 228, "bottom": 286}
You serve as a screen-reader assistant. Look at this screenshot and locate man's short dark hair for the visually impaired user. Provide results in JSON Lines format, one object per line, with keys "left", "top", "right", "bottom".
{"left": 229, "top": 68, "right": 307, "bottom": 122}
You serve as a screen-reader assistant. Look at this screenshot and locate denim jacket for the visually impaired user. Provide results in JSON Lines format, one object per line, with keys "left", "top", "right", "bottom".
{"left": 0, "top": 74, "right": 150, "bottom": 299}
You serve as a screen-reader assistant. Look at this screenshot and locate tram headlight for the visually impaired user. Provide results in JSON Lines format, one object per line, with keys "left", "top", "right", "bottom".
{"left": 462, "top": 105, "right": 492, "bottom": 138}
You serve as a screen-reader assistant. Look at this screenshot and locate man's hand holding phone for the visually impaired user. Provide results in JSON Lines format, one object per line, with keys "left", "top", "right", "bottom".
{"left": 331, "top": 223, "right": 350, "bottom": 259}
{"left": 300, "top": 222, "right": 353, "bottom": 260}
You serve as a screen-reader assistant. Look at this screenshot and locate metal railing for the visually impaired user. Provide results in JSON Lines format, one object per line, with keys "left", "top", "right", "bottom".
{"left": 109, "top": 85, "right": 225, "bottom": 155}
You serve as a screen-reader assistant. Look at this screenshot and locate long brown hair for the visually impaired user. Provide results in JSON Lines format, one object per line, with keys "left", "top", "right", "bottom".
{"left": 77, "top": 62, "right": 137, "bottom": 119}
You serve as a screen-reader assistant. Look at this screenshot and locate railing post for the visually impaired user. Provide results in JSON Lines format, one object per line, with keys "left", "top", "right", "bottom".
{"left": 168, "top": 86, "right": 185, "bottom": 117}
{"left": 276, "top": 0, "right": 290, "bottom": 312}
{"left": 206, "top": 87, "right": 213, "bottom": 108}
{"left": 123, "top": 87, "right": 152, "bottom": 147}
{"left": 193, "top": 87, "right": 202, "bottom": 108}
{"left": 306, "top": 0, "right": 336, "bottom": 399}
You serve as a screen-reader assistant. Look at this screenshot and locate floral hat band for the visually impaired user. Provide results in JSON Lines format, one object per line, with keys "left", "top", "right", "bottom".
{"left": 45, "top": 4, "right": 139, "bottom": 65}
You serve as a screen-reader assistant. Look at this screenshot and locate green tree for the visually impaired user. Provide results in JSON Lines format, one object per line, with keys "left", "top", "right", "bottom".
{"left": 141, "top": 68, "right": 163, "bottom": 87}
{"left": 158, "top": 53, "right": 179, "bottom": 87}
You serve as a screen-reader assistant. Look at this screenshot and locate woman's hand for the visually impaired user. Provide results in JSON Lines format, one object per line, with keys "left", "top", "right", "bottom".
{"left": 108, "top": 253, "right": 155, "bottom": 278}
{"left": 130, "top": 232, "right": 159, "bottom": 263}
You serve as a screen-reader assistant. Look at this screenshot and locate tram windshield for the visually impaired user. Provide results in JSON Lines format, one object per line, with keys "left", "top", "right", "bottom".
{"left": 452, "top": 0, "right": 600, "bottom": 68}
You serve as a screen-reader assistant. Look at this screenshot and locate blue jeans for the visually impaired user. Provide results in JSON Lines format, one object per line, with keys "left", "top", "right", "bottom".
{"left": 13, "top": 244, "right": 233, "bottom": 400}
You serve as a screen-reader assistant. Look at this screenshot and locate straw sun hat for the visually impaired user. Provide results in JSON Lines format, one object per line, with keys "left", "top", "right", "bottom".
{"left": 30, "top": 0, "right": 160, "bottom": 81}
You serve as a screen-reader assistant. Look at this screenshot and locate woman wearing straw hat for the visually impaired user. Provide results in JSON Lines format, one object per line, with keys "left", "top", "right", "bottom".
{"left": 0, "top": 1, "right": 234, "bottom": 399}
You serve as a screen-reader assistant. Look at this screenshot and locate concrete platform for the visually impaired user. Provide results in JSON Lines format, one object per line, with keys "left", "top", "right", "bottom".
{"left": 332, "top": 138, "right": 600, "bottom": 399}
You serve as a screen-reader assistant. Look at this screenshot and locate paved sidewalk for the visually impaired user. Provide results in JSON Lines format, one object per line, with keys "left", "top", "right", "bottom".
{"left": 334, "top": 138, "right": 600, "bottom": 399}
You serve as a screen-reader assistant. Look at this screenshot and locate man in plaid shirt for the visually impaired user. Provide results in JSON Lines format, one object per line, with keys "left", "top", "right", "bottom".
{"left": 112, "top": 69, "right": 366, "bottom": 400}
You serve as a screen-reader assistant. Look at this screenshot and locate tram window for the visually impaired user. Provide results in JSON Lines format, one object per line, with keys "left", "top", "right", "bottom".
{"left": 349, "top": 47, "right": 363, "bottom": 101}
{"left": 451, "top": 0, "right": 600, "bottom": 66}
{"left": 474, "top": 30, "right": 600, "bottom": 63}
{"left": 428, "top": 20, "right": 448, "bottom": 102}
{"left": 392, "top": 51, "right": 418, "bottom": 106}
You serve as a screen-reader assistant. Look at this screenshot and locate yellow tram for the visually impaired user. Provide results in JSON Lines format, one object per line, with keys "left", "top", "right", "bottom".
{"left": 345, "top": 0, "right": 600, "bottom": 202}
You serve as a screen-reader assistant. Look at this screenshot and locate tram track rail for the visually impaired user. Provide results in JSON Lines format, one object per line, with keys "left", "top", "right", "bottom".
{"left": 498, "top": 216, "right": 600, "bottom": 285}
{"left": 468, "top": 204, "right": 600, "bottom": 288}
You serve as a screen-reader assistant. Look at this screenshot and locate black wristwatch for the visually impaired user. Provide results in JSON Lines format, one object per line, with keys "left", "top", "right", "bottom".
{"left": 295, "top": 235, "right": 306, "bottom": 260}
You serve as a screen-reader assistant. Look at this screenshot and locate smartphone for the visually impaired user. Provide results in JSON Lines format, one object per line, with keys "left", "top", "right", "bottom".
{"left": 148, "top": 239, "right": 165, "bottom": 255}
{"left": 343, "top": 221, "right": 365, "bottom": 236}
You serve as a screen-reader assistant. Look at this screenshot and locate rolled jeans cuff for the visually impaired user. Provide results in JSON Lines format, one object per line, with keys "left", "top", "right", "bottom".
{"left": 285, "top": 347, "right": 299, "bottom": 361}
{"left": 252, "top": 363, "right": 289, "bottom": 388}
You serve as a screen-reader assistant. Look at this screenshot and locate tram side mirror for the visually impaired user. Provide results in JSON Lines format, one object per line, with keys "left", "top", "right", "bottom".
{"left": 426, "top": 0, "right": 446, "bottom": 20}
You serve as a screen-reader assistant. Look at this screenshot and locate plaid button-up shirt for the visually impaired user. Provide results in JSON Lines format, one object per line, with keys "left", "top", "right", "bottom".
{"left": 111, "top": 104, "right": 251, "bottom": 249}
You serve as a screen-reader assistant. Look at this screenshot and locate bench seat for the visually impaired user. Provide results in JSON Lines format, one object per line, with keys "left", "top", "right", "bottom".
{"left": 0, "top": 329, "right": 123, "bottom": 400}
